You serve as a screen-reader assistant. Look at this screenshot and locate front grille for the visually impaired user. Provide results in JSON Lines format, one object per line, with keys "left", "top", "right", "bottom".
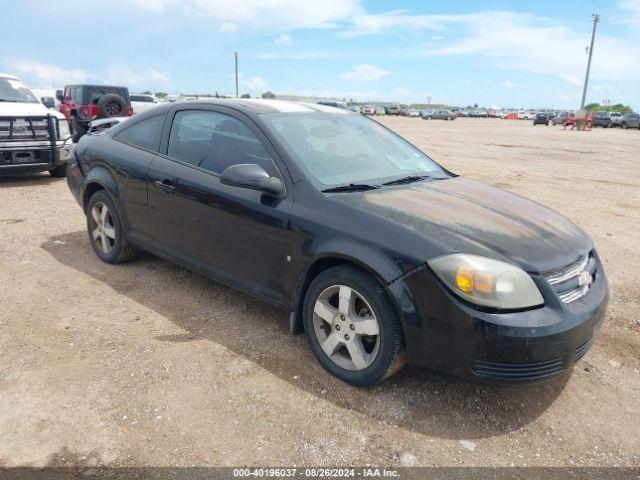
{"left": 0, "top": 116, "right": 58, "bottom": 141}
{"left": 543, "top": 253, "right": 596, "bottom": 304}
{"left": 471, "top": 357, "right": 566, "bottom": 381}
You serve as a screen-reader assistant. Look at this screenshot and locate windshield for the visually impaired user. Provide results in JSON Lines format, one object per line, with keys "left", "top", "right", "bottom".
{"left": 262, "top": 112, "right": 449, "bottom": 188}
{"left": 0, "top": 77, "right": 39, "bottom": 103}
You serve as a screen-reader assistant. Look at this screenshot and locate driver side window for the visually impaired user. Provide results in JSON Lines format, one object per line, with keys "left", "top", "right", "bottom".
{"left": 167, "top": 110, "right": 273, "bottom": 176}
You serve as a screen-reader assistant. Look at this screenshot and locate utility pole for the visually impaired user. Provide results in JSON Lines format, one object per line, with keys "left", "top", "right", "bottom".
{"left": 580, "top": 14, "right": 600, "bottom": 109}
{"left": 234, "top": 52, "right": 239, "bottom": 98}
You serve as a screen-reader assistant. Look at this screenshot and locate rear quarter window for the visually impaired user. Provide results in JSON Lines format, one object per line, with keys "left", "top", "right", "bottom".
{"left": 114, "top": 115, "right": 164, "bottom": 152}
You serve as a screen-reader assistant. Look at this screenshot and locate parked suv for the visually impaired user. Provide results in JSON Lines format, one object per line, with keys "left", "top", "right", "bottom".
{"left": 386, "top": 105, "right": 401, "bottom": 115}
{"left": 58, "top": 84, "right": 132, "bottom": 141}
{"left": 0, "top": 73, "right": 72, "bottom": 176}
{"left": 621, "top": 112, "right": 640, "bottom": 129}
{"left": 130, "top": 94, "right": 159, "bottom": 114}
{"left": 533, "top": 113, "right": 550, "bottom": 126}
{"left": 608, "top": 112, "right": 624, "bottom": 127}
{"left": 591, "top": 112, "right": 613, "bottom": 128}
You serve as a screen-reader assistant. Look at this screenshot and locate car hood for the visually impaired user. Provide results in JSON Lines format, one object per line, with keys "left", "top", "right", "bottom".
{"left": 335, "top": 177, "right": 592, "bottom": 273}
{"left": 0, "top": 102, "right": 65, "bottom": 119}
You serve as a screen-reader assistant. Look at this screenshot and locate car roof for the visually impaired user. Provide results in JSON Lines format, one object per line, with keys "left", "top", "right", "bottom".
{"left": 137, "top": 98, "right": 354, "bottom": 116}
{"left": 65, "top": 84, "right": 128, "bottom": 89}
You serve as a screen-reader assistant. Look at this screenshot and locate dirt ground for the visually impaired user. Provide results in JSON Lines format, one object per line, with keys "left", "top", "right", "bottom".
{"left": 1, "top": 118, "right": 639, "bottom": 469}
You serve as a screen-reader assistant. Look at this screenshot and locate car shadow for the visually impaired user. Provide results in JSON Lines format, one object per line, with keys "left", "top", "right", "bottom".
{"left": 0, "top": 172, "right": 62, "bottom": 187}
{"left": 42, "top": 231, "right": 569, "bottom": 441}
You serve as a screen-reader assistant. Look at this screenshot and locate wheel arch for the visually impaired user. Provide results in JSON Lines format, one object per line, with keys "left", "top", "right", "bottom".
{"left": 82, "top": 166, "right": 119, "bottom": 211}
{"left": 288, "top": 249, "right": 418, "bottom": 335}
{"left": 289, "top": 255, "right": 389, "bottom": 334}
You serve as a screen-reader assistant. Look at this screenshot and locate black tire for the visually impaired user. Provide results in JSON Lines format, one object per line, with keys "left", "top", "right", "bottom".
{"left": 49, "top": 164, "right": 67, "bottom": 177}
{"left": 86, "top": 190, "right": 139, "bottom": 264}
{"left": 71, "top": 116, "right": 87, "bottom": 143}
{"left": 303, "top": 265, "right": 405, "bottom": 387}
{"left": 97, "top": 94, "right": 127, "bottom": 118}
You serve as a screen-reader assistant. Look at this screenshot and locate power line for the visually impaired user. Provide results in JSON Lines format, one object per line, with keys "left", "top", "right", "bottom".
{"left": 580, "top": 13, "right": 600, "bottom": 110}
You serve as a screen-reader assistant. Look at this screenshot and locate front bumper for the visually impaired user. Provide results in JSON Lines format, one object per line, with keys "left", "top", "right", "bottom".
{"left": 0, "top": 140, "right": 73, "bottom": 175}
{"left": 389, "top": 251, "right": 608, "bottom": 385}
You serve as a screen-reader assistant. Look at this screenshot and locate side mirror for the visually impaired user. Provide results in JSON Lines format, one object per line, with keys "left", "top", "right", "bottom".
{"left": 220, "top": 163, "right": 284, "bottom": 196}
{"left": 56, "top": 90, "right": 64, "bottom": 101}
{"left": 41, "top": 96, "right": 55, "bottom": 108}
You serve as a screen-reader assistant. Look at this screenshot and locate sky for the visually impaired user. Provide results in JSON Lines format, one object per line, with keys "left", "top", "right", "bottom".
{"left": 2, "top": 0, "right": 640, "bottom": 109}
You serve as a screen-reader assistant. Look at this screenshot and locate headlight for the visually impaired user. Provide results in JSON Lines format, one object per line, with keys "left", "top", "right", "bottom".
{"left": 58, "top": 119, "right": 71, "bottom": 140}
{"left": 428, "top": 254, "right": 544, "bottom": 309}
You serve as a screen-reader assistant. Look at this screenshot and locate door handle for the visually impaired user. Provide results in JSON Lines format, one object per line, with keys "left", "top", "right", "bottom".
{"left": 154, "top": 180, "right": 175, "bottom": 193}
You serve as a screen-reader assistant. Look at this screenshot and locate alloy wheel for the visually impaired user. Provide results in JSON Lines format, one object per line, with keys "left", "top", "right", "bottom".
{"left": 90, "top": 202, "right": 116, "bottom": 254}
{"left": 106, "top": 101, "right": 121, "bottom": 116}
{"left": 312, "top": 285, "right": 381, "bottom": 371}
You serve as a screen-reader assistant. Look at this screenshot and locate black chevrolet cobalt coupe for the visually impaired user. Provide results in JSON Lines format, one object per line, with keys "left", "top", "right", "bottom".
{"left": 66, "top": 100, "right": 608, "bottom": 386}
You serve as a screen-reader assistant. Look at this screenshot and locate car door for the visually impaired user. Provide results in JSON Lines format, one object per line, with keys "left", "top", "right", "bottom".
{"left": 147, "top": 105, "right": 290, "bottom": 305}
{"left": 108, "top": 113, "right": 167, "bottom": 246}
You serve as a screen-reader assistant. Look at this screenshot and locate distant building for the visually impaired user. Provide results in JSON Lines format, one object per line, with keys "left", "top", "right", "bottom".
{"left": 410, "top": 103, "right": 448, "bottom": 110}
{"left": 261, "top": 92, "right": 345, "bottom": 104}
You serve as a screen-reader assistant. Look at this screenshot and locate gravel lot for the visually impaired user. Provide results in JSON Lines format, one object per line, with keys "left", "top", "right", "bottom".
{"left": 1, "top": 118, "right": 638, "bottom": 469}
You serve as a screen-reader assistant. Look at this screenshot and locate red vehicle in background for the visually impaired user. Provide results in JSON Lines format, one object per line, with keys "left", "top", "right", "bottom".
{"left": 57, "top": 84, "right": 132, "bottom": 141}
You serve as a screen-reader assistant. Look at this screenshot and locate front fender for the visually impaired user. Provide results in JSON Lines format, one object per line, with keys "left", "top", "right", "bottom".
{"left": 287, "top": 236, "right": 424, "bottom": 334}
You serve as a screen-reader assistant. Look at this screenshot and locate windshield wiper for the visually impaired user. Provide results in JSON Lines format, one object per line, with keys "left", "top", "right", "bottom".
{"left": 321, "top": 183, "right": 380, "bottom": 193}
{"left": 381, "top": 175, "right": 431, "bottom": 186}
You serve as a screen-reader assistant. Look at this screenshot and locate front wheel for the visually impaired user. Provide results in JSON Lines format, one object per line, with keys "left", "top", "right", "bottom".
{"left": 86, "top": 190, "right": 139, "bottom": 264}
{"left": 303, "top": 265, "right": 405, "bottom": 386}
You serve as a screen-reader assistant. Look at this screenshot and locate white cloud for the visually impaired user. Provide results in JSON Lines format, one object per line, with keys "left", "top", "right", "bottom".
{"left": 259, "top": 50, "right": 340, "bottom": 60}
{"left": 239, "top": 74, "right": 269, "bottom": 93}
{"left": 132, "top": 0, "right": 180, "bottom": 12}
{"left": 499, "top": 80, "right": 515, "bottom": 88}
{"left": 342, "top": 64, "right": 391, "bottom": 82}
{"left": 593, "top": 84, "right": 614, "bottom": 93}
{"left": 219, "top": 22, "right": 237, "bottom": 33}
{"left": 274, "top": 34, "right": 293, "bottom": 46}
{"left": 343, "top": 10, "right": 445, "bottom": 37}
{"left": 618, "top": 0, "right": 640, "bottom": 25}
{"left": 420, "top": 11, "right": 640, "bottom": 81}
{"left": 103, "top": 64, "right": 173, "bottom": 91}
{"left": 133, "top": 0, "right": 363, "bottom": 30}
{"left": 561, "top": 74, "right": 582, "bottom": 86}
{"left": 8, "top": 60, "right": 87, "bottom": 85}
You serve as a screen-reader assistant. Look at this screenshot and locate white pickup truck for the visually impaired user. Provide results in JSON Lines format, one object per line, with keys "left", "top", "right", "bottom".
{"left": 0, "top": 73, "right": 73, "bottom": 177}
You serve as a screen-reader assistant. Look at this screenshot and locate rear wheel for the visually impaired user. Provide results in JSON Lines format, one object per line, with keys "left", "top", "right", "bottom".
{"left": 86, "top": 191, "right": 139, "bottom": 264}
{"left": 303, "top": 265, "right": 405, "bottom": 386}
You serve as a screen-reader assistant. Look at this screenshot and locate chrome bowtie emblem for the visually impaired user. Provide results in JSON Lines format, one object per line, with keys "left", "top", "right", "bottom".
{"left": 577, "top": 270, "right": 592, "bottom": 286}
